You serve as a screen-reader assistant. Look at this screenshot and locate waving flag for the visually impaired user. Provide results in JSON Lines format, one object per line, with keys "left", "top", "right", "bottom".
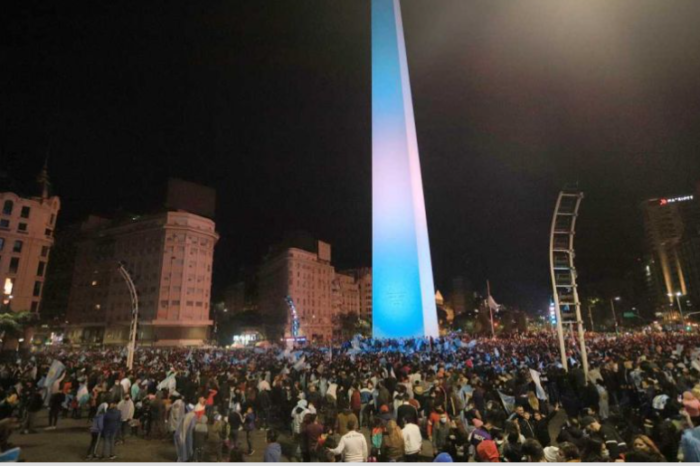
{"left": 498, "top": 390, "right": 516, "bottom": 415}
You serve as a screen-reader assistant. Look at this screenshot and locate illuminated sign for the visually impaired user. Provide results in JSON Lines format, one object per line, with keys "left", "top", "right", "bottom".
{"left": 659, "top": 195, "right": 693, "bottom": 206}
{"left": 232, "top": 334, "right": 258, "bottom": 345}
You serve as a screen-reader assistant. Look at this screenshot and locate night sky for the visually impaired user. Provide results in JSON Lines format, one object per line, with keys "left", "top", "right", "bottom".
{"left": 2, "top": 0, "right": 700, "bottom": 312}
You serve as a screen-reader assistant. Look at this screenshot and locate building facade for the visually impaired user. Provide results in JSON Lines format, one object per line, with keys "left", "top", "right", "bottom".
{"left": 641, "top": 194, "right": 698, "bottom": 318}
{"left": 0, "top": 186, "right": 60, "bottom": 316}
{"left": 258, "top": 240, "right": 335, "bottom": 342}
{"left": 65, "top": 210, "right": 218, "bottom": 346}
{"left": 340, "top": 268, "right": 373, "bottom": 323}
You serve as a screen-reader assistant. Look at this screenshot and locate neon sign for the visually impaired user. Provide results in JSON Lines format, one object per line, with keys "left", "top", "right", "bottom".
{"left": 659, "top": 195, "right": 693, "bottom": 206}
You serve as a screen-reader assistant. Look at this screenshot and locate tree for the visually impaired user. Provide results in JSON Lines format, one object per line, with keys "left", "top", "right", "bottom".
{"left": 333, "top": 312, "right": 369, "bottom": 341}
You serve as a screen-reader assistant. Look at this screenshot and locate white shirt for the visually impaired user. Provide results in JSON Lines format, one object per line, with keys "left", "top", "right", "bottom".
{"left": 330, "top": 430, "right": 368, "bottom": 462}
{"left": 120, "top": 377, "right": 131, "bottom": 394}
{"left": 402, "top": 423, "right": 423, "bottom": 455}
{"left": 258, "top": 379, "right": 271, "bottom": 392}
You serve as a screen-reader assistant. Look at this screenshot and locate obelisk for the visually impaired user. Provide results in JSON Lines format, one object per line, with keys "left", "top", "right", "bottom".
{"left": 372, "top": 0, "right": 439, "bottom": 338}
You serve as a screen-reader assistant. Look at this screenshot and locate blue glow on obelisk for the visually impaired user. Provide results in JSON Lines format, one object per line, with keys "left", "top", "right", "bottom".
{"left": 372, "top": 0, "right": 439, "bottom": 338}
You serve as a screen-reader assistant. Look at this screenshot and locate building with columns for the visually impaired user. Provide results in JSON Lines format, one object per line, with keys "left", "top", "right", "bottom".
{"left": 65, "top": 210, "right": 218, "bottom": 346}
{"left": 0, "top": 163, "right": 60, "bottom": 317}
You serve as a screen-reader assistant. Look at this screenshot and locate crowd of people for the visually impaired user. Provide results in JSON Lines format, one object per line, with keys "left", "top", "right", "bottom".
{"left": 1, "top": 331, "right": 700, "bottom": 462}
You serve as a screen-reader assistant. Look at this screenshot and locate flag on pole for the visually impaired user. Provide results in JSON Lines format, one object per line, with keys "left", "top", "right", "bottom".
{"left": 488, "top": 295, "right": 500, "bottom": 311}
{"left": 529, "top": 369, "right": 548, "bottom": 400}
{"left": 41, "top": 360, "right": 65, "bottom": 406}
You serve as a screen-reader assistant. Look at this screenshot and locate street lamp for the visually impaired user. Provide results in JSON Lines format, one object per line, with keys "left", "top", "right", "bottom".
{"left": 610, "top": 297, "right": 621, "bottom": 335}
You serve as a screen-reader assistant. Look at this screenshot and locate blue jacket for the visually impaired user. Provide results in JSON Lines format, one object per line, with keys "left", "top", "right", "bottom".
{"left": 264, "top": 442, "right": 281, "bottom": 462}
{"left": 90, "top": 413, "right": 105, "bottom": 434}
{"left": 103, "top": 408, "right": 122, "bottom": 436}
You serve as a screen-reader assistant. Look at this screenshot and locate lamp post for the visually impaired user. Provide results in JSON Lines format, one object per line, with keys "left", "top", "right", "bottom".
{"left": 609, "top": 297, "right": 620, "bottom": 336}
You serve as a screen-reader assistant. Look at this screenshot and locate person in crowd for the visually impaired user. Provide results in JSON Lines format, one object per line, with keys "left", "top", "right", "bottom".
{"left": 264, "top": 429, "right": 282, "bottom": 462}
{"left": 383, "top": 420, "right": 405, "bottom": 462}
{"left": 117, "top": 394, "right": 134, "bottom": 444}
{"left": 630, "top": 434, "right": 666, "bottom": 462}
{"left": 327, "top": 419, "right": 368, "bottom": 462}
{"left": 86, "top": 403, "right": 107, "bottom": 459}
{"left": 102, "top": 401, "right": 122, "bottom": 460}
{"left": 243, "top": 405, "right": 256, "bottom": 456}
{"left": 558, "top": 442, "right": 581, "bottom": 462}
{"left": 402, "top": 416, "right": 423, "bottom": 461}
{"left": 522, "top": 438, "right": 546, "bottom": 462}
{"left": 580, "top": 415, "right": 627, "bottom": 460}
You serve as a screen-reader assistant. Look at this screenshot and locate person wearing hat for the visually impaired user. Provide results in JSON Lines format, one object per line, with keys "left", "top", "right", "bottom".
{"left": 433, "top": 452, "right": 453, "bottom": 462}
{"left": 377, "top": 404, "right": 393, "bottom": 424}
{"left": 580, "top": 415, "right": 626, "bottom": 460}
{"left": 543, "top": 446, "right": 560, "bottom": 463}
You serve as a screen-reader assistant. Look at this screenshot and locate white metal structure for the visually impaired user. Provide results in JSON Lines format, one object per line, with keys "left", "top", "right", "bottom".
{"left": 117, "top": 263, "right": 139, "bottom": 370}
{"left": 549, "top": 190, "right": 588, "bottom": 380}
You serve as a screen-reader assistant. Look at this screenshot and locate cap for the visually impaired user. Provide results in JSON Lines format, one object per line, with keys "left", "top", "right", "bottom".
{"left": 580, "top": 416, "right": 597, "bottom": 428}
{"left": 544, "top": 446, "right": 559, "bottom": 462}
{"left": 433, "top": 452, "right": 453, "bottom": 462}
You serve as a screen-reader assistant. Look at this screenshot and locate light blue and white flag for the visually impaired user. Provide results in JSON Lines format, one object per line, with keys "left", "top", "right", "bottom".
{"left": 498, "top": 390, "right": 516, "bottom": 415}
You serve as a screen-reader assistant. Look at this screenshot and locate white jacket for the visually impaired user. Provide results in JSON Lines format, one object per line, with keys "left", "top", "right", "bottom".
{"left": 330, "top": 430, "right": 368, "bottom": 462}
{"left": 402, "top": 423, "right": 423, "bottom": 455}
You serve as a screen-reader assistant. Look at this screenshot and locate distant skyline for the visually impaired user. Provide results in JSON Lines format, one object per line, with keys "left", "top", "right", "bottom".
{"left": 2, "top": 0, "right": 700, "bottom": 311}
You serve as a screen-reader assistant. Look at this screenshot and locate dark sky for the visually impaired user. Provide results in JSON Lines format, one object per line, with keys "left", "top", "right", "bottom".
{"left": 2, "top": 0, "right": 700, "bottom": 311}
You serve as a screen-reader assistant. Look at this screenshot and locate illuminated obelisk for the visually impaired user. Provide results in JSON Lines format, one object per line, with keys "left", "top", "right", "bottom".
{"left": 372, "top": 0, "right": 439, "bottom": 338}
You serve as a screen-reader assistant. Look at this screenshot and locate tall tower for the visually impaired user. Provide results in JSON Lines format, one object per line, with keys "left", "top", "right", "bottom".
{"left": 372, "top": 0, "right": 438, "bottom": 338}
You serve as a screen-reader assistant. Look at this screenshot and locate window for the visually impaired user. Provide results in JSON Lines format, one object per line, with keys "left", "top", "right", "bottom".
{"left": 0, "top": 238, "right": 4, "bottom": 251}
{"left": 12, "top": 241, "right": 22, "bottom": 253}
{"left": 2, "top": 201, "right": 12, "bottom": 216}
{"left": 45, "top": 228, "right": 52, "bottom": 236}
{"left": 41, "top": 246, "right": 49, "bottom": 257}
{"left": 49, "top": 214, "right": 55, "bottom": 225}
{"left": 33, "top": 281, "right": 42, "bottom": 297}
{"left": 9, "top": 258, "right": 19, "bottom": 274}
{"left": 18, "top": 223, "right": 27, "bottom": 232}
{"left": 30, "top": 301, "right": 39, "bottom": 313}
{"left": 0, "top": 220, "right": 8, "bottom": 229}
{"left": 20, "top": 206, "right": 30, "bottom": 218}
{"left": 37, "top": 261, "right": 46, "bottom": 277}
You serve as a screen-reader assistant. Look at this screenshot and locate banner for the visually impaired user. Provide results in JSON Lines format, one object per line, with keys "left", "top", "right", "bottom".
{"left": 529, "top": 369, "right": 547, "bottom": 400}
